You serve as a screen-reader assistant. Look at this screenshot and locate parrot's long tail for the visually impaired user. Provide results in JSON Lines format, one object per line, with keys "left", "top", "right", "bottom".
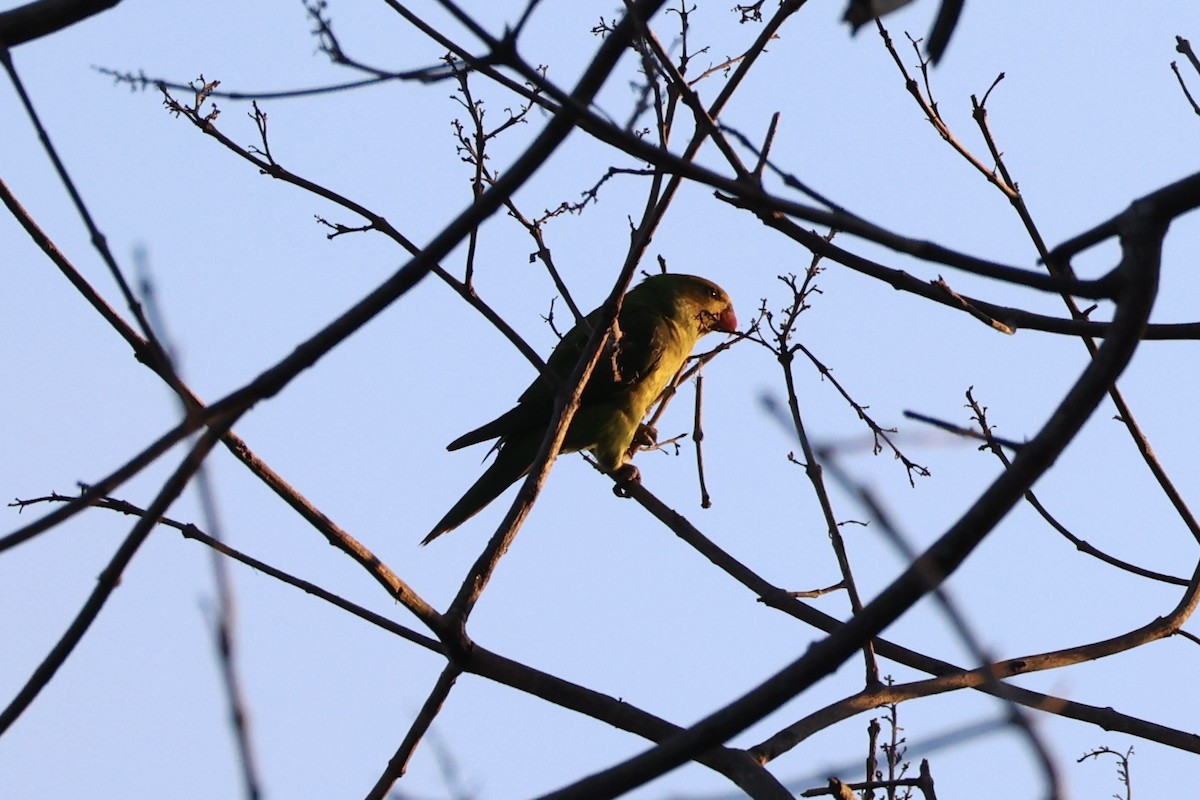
{"left": 422, "top": 442, "right": 534, "bottom": 545}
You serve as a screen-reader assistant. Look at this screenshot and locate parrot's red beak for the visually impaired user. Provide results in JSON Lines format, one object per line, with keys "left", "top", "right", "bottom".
{"left": 716, "top": 306, "right": 738, "bottom": 333}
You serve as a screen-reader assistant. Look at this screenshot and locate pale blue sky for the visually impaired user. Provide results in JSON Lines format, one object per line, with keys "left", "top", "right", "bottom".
{"left": 2, "top": 2, "right": 1199, "bottom": 798}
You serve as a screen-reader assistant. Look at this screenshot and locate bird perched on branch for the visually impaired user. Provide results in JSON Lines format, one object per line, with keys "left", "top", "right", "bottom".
{"left": 423, "top": 273, "right": 737, "bottom": 544}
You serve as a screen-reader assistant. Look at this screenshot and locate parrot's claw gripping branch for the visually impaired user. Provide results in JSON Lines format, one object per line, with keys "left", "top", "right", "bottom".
{"left": 631, "top": 423, "right": 659, "bottom": 452}
{"left": 612, "top": 464, "right": 642, "bottom": 497}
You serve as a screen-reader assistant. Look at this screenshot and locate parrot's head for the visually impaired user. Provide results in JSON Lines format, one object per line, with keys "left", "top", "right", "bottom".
{"left": 660, "top": 274, "right": 738, "bottom": 336}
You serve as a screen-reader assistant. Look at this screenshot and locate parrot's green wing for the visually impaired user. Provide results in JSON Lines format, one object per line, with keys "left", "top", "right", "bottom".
{"left": 445, "top": 303, "right": 668, "bottom": 451}
{"left": 443, "top": 315, "right": 590, "bottom": 452}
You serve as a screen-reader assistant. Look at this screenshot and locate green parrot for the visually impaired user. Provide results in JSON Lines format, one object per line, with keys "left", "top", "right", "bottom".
{"left": 423, "top": 273, "right": 737, "bottom": 544}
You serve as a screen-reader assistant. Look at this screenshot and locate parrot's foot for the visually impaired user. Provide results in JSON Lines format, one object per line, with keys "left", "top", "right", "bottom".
{"left": 611, "top": 463, "right": 641, "bottom": 497}
{"left": 632, "top": 423, "right": 658, "bottom": 450}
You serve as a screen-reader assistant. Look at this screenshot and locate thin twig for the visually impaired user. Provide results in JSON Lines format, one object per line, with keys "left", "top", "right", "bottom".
{"left": 964, "top": 389, "right": 1187, "bottom": 585}
{"left": 0, "top": 421, "right": 235, "bottom": 735}
{"left": 692, "top": 374, "right": 712, "bottom": 508}
{"left": 367, "top": 666, "right": 462, "bottom": 799}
